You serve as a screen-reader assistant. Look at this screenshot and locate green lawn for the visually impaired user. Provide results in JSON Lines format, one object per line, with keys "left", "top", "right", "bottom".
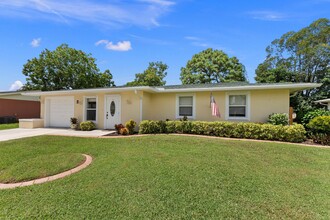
{"left": 0, "top": 123, "right": 18, "bottom": 130}
{"left": 0, "top": 135, "right": 329, "bottom": 219}
{"left": 0, "top": 153, "right": 85, "bottom": 183}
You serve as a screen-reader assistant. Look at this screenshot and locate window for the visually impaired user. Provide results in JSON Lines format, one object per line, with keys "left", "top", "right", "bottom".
{"left": 85, "top": 97, "right": 97, "bottom": 121}
{"left": 229, "top": 95, "right": 246, "bottom": 117}
{"left": 176, "top": 94, "right": 195, "bottom": 118}
{"left": 226, "top": 93, "right": 250, "bottom": 120}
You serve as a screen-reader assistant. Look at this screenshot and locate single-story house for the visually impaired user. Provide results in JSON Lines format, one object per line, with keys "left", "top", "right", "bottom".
{"left": 314, "top": 98, "right": 330, "bottom": 110}
{"left": 0, "top": 91, "right": 40, "bottom": 122}
{"left": 21, "top": 83, "right": 320, "bottom": 129}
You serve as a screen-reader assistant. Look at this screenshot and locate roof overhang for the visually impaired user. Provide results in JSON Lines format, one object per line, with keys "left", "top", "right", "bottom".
{"left": 0, "top": 91, "right": 23, "bottom": 97}
{"left": 157, "top": 83, "right": 321, "bottom": 93}
{"left": 22, "top": 87, "right": 158, "bottom": 96}
{"left": 22, "top": 83, "right": 321, "bottom": 96}
{"left": 314, "top": 98, "right": 330, "bottom": 104}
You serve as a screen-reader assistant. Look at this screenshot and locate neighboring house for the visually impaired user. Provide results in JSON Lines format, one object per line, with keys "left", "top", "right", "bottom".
{"left": 315, "top": 98, "right": 330, "bottom": 110}
{"left": 21, "top": 83, "right": 320, "bottom": 129}
{"left": 0, "top": 91, "right": 40, "bottom": 120}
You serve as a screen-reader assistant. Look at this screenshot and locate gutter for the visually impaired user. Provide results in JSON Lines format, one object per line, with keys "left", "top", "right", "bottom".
{"left": 22, "top": 83, "right": 321, "bottom": 96}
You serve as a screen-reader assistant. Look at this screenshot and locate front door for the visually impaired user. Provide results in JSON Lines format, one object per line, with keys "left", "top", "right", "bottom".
{"left": 105, "top": 95, "right": 121, "bottom": 129}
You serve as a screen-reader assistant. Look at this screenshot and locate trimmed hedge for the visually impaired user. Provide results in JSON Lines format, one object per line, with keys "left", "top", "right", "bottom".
{"left": 307, "top": 116, "right": 330, "bottom": 145}
{"left": 268, "top": 113, "right": 289, "bottom": 125}
{"left": 139, "top": 120, "right": 306, "bottom": 143}
{"left": 302, "top": 109, "right": 330, "bottom": 127}
{"left": 125, "top": 119, "right": 137, "bottom": 135}
{"left": 80, "top": 121, "right": 96, "bottom": 131}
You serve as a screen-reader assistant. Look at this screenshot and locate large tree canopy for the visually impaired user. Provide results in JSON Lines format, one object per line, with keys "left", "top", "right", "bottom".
{"left": 255, "top": 18, "right": 330, "bottom": 98}
{"left": 22, "top": 44, "right": 115, "bottom": 91}
{"left": 180, "top": 48, "right": 247, "bottom": 84}
{"left": 126, "top": 61, "right": 168, "bottom": 86}
{"left": 255, "top": 18, "right": 330, "bottom": 122}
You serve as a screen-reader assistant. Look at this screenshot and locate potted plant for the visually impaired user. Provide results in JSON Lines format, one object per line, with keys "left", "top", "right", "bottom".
{"left": 70, "top": 117, "right": 78, "bottom": 130}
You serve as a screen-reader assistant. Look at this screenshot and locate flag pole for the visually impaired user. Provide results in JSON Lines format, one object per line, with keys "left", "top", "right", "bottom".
{"left": 210, "top": 92, "right": 213, "bottom": 108}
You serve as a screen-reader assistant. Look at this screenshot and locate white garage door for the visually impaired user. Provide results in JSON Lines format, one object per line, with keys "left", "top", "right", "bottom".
{"left": 46, "top": 96, "right": 74, "bottom": 128}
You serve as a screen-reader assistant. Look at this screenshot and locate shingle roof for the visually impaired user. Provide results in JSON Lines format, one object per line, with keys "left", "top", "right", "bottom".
{"left": 156, "top": 82, "right": 300, "bottom": 90}
{"left": 21, "top": 82, "right": 321, "bottom": 96}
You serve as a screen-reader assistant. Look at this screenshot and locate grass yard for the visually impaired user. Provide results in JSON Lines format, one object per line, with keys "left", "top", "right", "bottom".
{"left": 0, "top": 135, "right": 329, "bottom": 219}
{"left": 0, "top": 153, "right": 85, "bottom": 183}
{"left": 0, "top": 123, "right": 18, "bottom": 130}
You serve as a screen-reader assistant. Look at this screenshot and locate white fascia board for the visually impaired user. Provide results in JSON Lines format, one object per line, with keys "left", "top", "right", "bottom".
{"left": 0, "top": 92, "right": 22, "bottom": 96}
{"left": 314, "top": 98, "right": 330, "bottom": 103}
{"left": 21, "top": 83, "right": 321, "bottom": 96}
{"left": 158, "top": 83, "right": 321, "bottom": 93}
{"left": 22, "top": 87, "right": 158, "bottom": 96}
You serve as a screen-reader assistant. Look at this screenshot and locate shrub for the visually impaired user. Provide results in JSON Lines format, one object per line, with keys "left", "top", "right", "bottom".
{"left": 139, "top": 120, "right": 306, "bottom": 143}
{"left": 268, "top": 113, "right": 289, "bottom": 126}
{"left": 125, "top": 119, "right": 137, "bottom": 135}
{"left": 139, "top": 120, "right": 162, "bottom": 134}
{"left": 307, "top": 116, "right": 330, "bottom": 145}
{"left": 80, "top": 121, "right": 96, "bottom": 131}
{"left": 302, "top": 109, "right": 330, "bottom": 127}
{"left": 180, "top": 116, "right": 188, "bottom": 121}
{"left": 70, "top": 117, "right": 78, "bottom": 124}
{"left": 119, "top": 127, "right": 129, "bottom": 135}
{"left": 114, "top": 124, "right": 125, "bottom": 133}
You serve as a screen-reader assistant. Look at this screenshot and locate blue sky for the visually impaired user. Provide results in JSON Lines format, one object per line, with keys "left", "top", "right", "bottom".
{"left": 0, "top": 0, "right": 329, "bottom": 91}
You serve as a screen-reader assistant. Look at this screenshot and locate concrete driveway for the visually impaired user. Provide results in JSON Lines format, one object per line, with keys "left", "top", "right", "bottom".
{"left": 0, "top": 128, "right": 115, "bottom": 142}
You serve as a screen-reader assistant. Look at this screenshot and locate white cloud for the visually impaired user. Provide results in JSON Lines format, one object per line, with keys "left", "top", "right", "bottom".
{"left": 185, "top": 36, "right": 209, "bottom": 47}
{"left": 95, "top": 40, "right": 132, "bottom": 51}
{"left": 185, "top": 36, "right": 201, "bottom": 41}
{"left": 247, "top": 11, "right": 287, "bottom": 21}
{"left": 138, "top": 0, "right": 175, "bottom": 6}
{"left": 192, "top": 42, "right": 208, "bottom": 47}
{"left": 30, "top": 38, "right": 41, "bottom": 47}
{"left": 0, "top": 0, "right": 175, "bottom": 28}
{"left": 9, "top": 80, "right": 23, "bottom": 91}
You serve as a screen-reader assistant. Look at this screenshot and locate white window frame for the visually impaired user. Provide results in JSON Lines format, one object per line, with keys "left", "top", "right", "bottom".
{"left": 176, "top": 94, "right": 196, "bottom": 119}
{"left": 225, "top": 92, "right": 250, "bottom": 121}
{"left": 83, "top": 96, "right": 98, "bottom": 123}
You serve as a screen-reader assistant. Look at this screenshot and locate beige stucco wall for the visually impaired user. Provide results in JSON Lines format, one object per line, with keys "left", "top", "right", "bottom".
{"left": 142, "top": 89, "right": 289, "bottom": 123}
{"left": 145, "top": 91, "right": 226, "bottom": 121}
{"left": 19, "top": 119, "right": 44, "bottom": 128}
{"left": 250, "top": 89, "right": 289, "bottom": 122}
{"left": 39, "top": 88, "right": 290, "bottom": 128}
{"left": 142, "top": 92, "right": 152, "bottom": 120}
{"left": 145, "top": 93, "right": 176, "bottom": 120}
{"left": 40, "top": 91, "right": 141, "bottom": 129}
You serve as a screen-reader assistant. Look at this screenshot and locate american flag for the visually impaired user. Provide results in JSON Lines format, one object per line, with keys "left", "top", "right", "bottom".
{"left": 210, "top": 95, "right": 221, "bottom": 117}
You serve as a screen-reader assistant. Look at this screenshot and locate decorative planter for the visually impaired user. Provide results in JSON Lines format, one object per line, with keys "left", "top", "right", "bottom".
{"left": 70, "top": 124, "right": 78, "bottom": 130}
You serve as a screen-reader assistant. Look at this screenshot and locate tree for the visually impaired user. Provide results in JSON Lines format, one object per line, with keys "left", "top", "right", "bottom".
{"left": 22, "top": 44, "right": 115, "bottom": 91}
{"left": 126, "top": 61, "right": 168, "bottom": 86}
{"left": 255, "top": 18, "right": 330, "bottom": 122}
{"left": 255, "top": 18, "right": 330, "bottom": 96}
{"left": 180, "top": 48, "right": 247, "bottom": 84}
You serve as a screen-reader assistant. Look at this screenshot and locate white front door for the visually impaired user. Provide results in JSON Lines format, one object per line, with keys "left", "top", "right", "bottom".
{"left": 105, "top": 95, "right": 121, "bottom": 129}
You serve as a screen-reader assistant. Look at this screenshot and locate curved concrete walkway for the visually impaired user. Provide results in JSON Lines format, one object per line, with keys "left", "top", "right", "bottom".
{"left": 0, "top": 154, "right": 92, "bottom": 190}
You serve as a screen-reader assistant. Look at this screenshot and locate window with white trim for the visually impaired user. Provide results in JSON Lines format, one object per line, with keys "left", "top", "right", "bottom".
{"left": 86, "top": 97, "right": 97, "bottom": 121}
{"left": 228, "top": 95, "right": 246, "bottom": 117}
{"left": 176, "top": 95, "right": 195, "bottom": 118}
{"left": 226, "top": 93, "right": 250, "bottom": 120}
